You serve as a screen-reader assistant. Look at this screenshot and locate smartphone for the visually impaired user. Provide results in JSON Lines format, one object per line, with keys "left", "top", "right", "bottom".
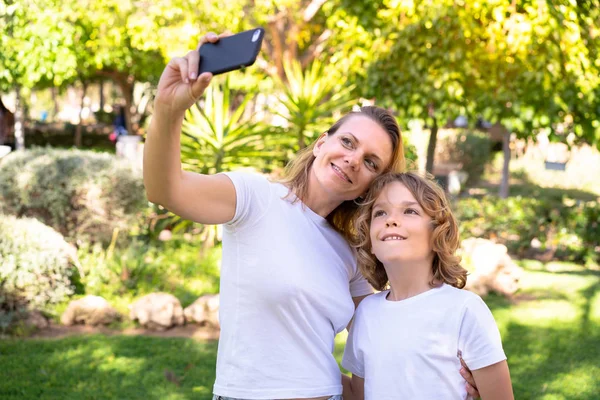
{"left": 198, "top": 28, "right": 265, "bottom": 76}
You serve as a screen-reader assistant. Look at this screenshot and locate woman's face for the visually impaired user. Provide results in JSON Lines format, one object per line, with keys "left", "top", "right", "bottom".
{"left": 312, "top": 115, "right": 393, "bottom": 203}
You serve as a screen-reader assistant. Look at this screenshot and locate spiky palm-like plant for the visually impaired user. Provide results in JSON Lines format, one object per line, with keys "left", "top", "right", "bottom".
{"left": 273, "top": 59, "right": 357, "bottom": 149}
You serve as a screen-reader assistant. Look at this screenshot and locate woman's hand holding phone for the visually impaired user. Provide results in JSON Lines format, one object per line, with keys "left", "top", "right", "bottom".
{"left": 154, "top": 32, "right": 230, "bottom": 116}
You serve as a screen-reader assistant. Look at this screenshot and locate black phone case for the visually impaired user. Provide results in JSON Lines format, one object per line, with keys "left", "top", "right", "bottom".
{"left": 198, "top": 28, "right": 265, "bottom": 75}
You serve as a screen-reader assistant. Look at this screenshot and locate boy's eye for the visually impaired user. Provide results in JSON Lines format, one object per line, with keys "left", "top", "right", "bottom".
{"left": 373, "top": 209, "right": 386, "bottom": 218}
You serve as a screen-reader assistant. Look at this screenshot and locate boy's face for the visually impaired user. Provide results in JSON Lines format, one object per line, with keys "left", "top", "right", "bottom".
{"left": 369, "top": 181, "right": 434, "bottom": 266}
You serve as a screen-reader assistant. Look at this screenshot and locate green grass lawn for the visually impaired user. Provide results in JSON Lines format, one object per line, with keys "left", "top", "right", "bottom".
{"left": 0, "top": 335, "right": 218, "bottom": 400}
{"left": 2, "top": 261, "right": 599, "bottom": 399}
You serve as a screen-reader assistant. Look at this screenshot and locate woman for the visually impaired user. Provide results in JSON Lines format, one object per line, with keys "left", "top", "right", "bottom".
{"left": 143, "top": 32, "right": 479, "bottom": 400}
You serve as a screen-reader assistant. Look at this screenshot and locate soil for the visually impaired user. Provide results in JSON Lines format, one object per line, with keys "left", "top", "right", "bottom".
{"left": 27, "top": 322, "right": 220, "bottom": 341}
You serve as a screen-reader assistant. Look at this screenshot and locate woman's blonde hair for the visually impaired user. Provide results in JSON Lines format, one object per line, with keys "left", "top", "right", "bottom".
{"left": 352, "top": 172, "right": 467, "bottom": 291}
{"left": 278, "top": 106, "right": 405, "bottom": 241}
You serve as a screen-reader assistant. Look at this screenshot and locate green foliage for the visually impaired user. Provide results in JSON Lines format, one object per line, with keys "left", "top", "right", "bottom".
{"left": 0, "top": 0, "right": 79, "bottom": 90}
{"left": 0, "top": 215, "right": 76, "bottom": 331}
{"left": 24, "top": 123, "right": 115, "bottom": 152}
{"left": 76, "top": 236, "right": 221, "bottom": 313}
{"left": 181, "top": 76, "right": 284, "bottom": 175}
{"left": 402, "top": 135, "right": 418, "bottom": 168}
{"left": 272, "top": 59, "right": 357, "bottom": 149}
{"left": 356, "top": 0, "right": 600, "bottom": 147}
{"left": 437, "top": 130, "right": 492, "bottom": 185}
{"left": 456, "top": 196, "right": 600, "bottom": 265}
{"left": 0, "top": 335, "right": 219, "bottom": 399}
{"left": 0, "top": 148, "right": 146, "bottom": 245}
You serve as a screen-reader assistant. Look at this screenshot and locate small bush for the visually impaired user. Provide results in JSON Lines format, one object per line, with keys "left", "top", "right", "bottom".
{"left": 437, "top": 130, "right": 493, "bottom": 185}
{"left": 0, "top": 215, "right": 77, "bottom": 330}
{"left": 456, "top": 196, "right": 600, "bottom": 265}
{"left": 0, "top": 148, "right": 147, "bottom": 245}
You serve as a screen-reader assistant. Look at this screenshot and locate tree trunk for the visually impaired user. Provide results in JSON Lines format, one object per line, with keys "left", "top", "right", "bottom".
{"left": 75, "top": 82, "right": 88, "bottom": 147}
{"left": 99, "top": 80, "right": 105, "bottom": 111}
{"left": 117, "top": 78, "right": 135, "bottom": 135}
{"left": 425, "top": 117, "right": 439, "bottom": 174}
{"left": 297, "top": 122, "right": 307, "bottom": 150}
{"left": 14, "top": 87, "right": 25, "bottom": 150}
{"left": 51, "top": 86, "right": 60, "bottom": 119}
{"left": 499, "top": 128, "right": 511, "bottom": 198}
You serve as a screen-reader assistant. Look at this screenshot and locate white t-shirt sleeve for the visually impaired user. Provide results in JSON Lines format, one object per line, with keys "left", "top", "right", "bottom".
{"left": 458, "top": 295, "right": 507, "bottom": 370}
{"left": 349, "top": 265, "right": 374, "bottom": 297}
{"left": 342, "top": 304, "right": 367, "bottom": 378}
{"left": 222, "top": 171, "right": 271, "bottom": 228}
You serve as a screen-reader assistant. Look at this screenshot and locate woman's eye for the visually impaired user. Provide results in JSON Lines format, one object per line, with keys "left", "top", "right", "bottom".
{"left": 365, "top": 159, "right": 378, "bottom": 171}
{"left": 405, "top": 208, "right": 419, "bottom": 215}
{"left": 341, "top": 137, "right": 353, "bottom": 147}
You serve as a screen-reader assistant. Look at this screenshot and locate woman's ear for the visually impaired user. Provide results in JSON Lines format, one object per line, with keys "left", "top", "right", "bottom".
{"left": 313, "top": 132, "right": 328, "bottom": 157}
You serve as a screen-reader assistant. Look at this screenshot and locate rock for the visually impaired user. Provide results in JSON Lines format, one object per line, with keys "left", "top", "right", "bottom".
{"left": 129, "top": 293, "right": 184, "bottom": 331}
{"left": 460, "top": 238, "right": 523, "bottom": 297}
{"left": 184, "top": 294, "right": 220, "bottom": 328}
{"left": 60, "top": 295, "right": 120, "bottom": 326}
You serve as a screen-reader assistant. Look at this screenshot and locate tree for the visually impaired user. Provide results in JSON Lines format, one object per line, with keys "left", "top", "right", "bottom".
{"left": 465, "top": 1, "right": 600, "bottom": 196}
{"left": 361, "top": 2, "right": 473, "bottom": 173}
{"left": 357, "top": 0, "right": 600, "bottom": 196}
{"left": 0, "top": 0, "right": 79, "bottom": 149}
{"left": 64, "top": 0, "right": 168, "bottom": 135}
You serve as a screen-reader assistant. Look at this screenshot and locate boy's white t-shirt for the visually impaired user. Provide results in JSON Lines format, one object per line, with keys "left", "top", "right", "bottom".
{"left": 213, "top": 171, "right": 373, "bottom": 399}
{"left": 342, "top": 284, "right": 506, "bottom": 400}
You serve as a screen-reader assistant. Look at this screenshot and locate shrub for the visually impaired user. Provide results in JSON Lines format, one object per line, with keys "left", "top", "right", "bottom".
{"left": 0, "top": 148, "right": 147, "bottom": 245}
{"left": 437, "top": 129, "right": 493, "bottom": 185}
{"left": 456, "top": 196, "right": 600, "bottom": 265}
{"left": 77, "top": 234, "right": 221, "bottom": 311}
{"left": 0, "top": 215, "right": 77, "bottom": 330}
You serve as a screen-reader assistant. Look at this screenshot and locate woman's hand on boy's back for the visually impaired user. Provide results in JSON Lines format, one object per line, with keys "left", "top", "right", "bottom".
{"left": 154, "top": 32, "right": 228, "bottom": 115}
{"left": 459, "top": 356, "right": 482, "bottom": 399}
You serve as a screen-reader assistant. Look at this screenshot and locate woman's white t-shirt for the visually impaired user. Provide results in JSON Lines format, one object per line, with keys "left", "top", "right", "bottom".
{"left": 213, "top": 171, "right": 372, "bottom": 399}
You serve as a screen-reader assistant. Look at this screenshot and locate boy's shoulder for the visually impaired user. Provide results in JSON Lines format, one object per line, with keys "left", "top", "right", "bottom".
{"left": 356, "top": 291, "right": 388, "bottom": 312}
{"left": 438, "top": 284, "right": 483, "bottom": 305}
{"left": 437, "top": 285, "right": 494, "bottom": 320}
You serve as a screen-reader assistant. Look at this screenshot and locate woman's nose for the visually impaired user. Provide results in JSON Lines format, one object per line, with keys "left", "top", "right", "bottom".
{"left": 344, "top": 153, "right": 360, "bottom": 169}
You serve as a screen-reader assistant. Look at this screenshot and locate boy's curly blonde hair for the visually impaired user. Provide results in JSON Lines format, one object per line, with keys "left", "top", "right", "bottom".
{"left": 352, "top": 172, "right": 467, "bottom": 291}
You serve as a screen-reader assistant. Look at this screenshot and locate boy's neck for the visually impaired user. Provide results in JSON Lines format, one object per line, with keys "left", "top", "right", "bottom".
{"left": 385, "top": 259, "right": 437, "bottom": 301}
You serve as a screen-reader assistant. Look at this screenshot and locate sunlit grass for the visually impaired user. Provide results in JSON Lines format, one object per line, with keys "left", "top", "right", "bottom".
{"left": 0, "top": 335, "right": 217, "bottom": 400}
